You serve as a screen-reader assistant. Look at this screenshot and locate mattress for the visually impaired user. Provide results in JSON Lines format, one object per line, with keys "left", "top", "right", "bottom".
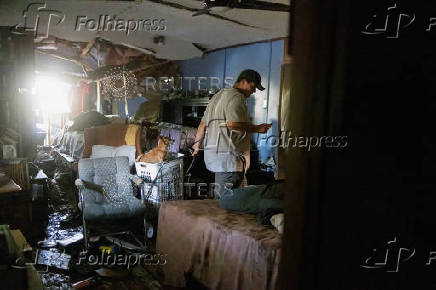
{"left": 156, "top": 199, "right": 282, "bottom": 290}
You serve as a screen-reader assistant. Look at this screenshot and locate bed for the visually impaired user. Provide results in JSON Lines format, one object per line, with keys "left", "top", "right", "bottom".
{"left": 156, "top": 199, "right": 281, "bottom": 290}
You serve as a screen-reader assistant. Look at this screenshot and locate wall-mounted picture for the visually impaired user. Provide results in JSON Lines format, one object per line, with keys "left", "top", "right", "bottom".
{"left": 2, "top": 144, "right": 16, "bottom": 159}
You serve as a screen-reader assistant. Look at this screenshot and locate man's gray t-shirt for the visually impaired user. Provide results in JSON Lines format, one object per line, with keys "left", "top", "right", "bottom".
{"left": 201, "top": 88, "right": 251, "bottom": 173}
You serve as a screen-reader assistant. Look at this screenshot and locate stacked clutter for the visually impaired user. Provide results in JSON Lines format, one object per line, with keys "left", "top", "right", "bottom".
{"left": 0, "top": 159, "right": 30, "bottom": 191}
{"left": 156, "top": 122, "right": 197, "bottom": 153}
{"left": 68, "top": 111, "right": 111, "bottom": 132}
{"left": 139, "top": 122, "right": 197, "bottom": 155}
{"left": 135, "top": 153, "right": 184, "bottom": 206}
{"left": 135, "top": 152, "right": 184, "bottom": 241}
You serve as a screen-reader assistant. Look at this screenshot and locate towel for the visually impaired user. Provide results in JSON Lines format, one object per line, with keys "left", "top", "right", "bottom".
{"left": 124, "top": 124, "right": 140, "bottom": 146}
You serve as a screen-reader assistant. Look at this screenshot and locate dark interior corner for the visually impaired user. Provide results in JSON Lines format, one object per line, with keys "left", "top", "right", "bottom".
{"left": 279, "top": 1, "right": 436, "bottom": 290}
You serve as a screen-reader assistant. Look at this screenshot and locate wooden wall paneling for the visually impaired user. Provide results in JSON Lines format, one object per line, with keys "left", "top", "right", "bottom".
{"left": 277, "top": 63, "right": 292, "bottom": 179}
{"left": 278, "top": 0, "right": 349, "bottom": 289}
{"left": 11, "top": 31, "right": 34, "bottom": 157}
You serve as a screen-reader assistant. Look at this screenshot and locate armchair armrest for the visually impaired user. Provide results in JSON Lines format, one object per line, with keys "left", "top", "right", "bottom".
{"left": 76, "top": 178, "right": 105, "bottom": 212}
{"left": 75, "top": 178, "right": 104, "bottom": 193}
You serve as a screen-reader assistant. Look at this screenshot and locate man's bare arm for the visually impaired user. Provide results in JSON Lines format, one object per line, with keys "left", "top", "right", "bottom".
{"left": 226, "top": 121, "right": 272, "bottom": 134}
{"left": 192, "top": 121, "right": 206, "bottom": 155}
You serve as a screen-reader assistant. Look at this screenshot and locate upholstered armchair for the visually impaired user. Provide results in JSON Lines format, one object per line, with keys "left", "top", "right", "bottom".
{"left": 75, "top": 156, "right": 146, "bottom": 250}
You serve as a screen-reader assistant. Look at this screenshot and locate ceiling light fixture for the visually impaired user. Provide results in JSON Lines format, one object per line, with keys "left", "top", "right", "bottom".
{"left": 153, "top": 36, "right": 165, "bottom": 47}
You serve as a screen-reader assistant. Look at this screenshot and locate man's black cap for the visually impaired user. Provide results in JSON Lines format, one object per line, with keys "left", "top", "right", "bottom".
{"left": 237, "top": 69, "right": 265, "bottom": 91}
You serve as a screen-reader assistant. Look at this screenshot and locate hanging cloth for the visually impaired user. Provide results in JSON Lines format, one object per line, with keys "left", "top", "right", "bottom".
{"left": 124, "top": 124, "right": 140, "bottom": 146}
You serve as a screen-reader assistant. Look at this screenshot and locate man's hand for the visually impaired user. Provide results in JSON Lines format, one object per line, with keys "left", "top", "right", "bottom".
{"left": 191, "top": 147, "right": 200, "bottom": 156}
{"left": 256, "top": 123, "right": 272, "bottom": 133}
{"left": 192, "top": 122, "right": 206, "bottom": 156}
{"left": 191, "top": 141, "right": 200, "bottom": 156}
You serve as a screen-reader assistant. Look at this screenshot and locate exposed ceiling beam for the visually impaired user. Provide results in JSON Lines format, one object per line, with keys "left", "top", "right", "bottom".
{"left": 36, "top": 48, "right": 93, "bottom": 71}
{"left": 80, "top": 36, "right": 97, "bottom": 58}
{"left": 147, "top": 0, "right": 262, "bottom": 28}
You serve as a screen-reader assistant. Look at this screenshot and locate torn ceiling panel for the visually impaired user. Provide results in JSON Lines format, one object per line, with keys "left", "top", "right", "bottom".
{"left": 36, "top": 37, "right": 97, "bottom": 70}
{"left": 0, "top": 0, "right": 289, "bottom": 60}
{"left": 34, "top": 35, "right": 178, "bottom": 86}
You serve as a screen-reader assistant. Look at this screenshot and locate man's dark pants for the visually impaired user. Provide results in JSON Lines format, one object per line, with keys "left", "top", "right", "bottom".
{"left": 214, "top": 172, "right": 244, "bottom": 198}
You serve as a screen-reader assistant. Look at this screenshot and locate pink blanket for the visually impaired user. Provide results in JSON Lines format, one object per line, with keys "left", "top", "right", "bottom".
{"left": 156, "top": 200, "right": 282, "bottom": 290}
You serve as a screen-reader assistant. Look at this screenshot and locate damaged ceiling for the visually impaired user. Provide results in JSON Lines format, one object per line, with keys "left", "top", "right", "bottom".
{"left": 0, "top": 0, "right": 290, "bottom": 60}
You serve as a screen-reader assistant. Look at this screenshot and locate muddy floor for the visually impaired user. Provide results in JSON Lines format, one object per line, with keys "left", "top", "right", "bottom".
{"left": 27, "top": 153, "right": 165, "bottom": 289}
{"left": 38, "top": 168, "right": 82, "bottom": 289}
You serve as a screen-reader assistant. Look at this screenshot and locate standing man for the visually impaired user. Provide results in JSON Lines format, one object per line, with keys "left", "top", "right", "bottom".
{"left": 192, "top": 69, "right": 271, "bottom": 198}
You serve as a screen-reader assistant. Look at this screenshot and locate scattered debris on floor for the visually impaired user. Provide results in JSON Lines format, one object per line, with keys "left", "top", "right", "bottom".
{"left": 26, "top": 149, "right": 165, "bottom": 289}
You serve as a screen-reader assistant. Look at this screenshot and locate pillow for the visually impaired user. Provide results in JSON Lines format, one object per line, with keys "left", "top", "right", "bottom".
{"left": 82, "top": 123, "right": 129, "bottom": 158}
{"left": 0, "top": 179, "right": 21, "bottom": 193}
{"left": 91, "top": 145, "right": 136, "bottom": 167}
{"left": 270, "top": 213, "right": 284, "bottom": 234}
